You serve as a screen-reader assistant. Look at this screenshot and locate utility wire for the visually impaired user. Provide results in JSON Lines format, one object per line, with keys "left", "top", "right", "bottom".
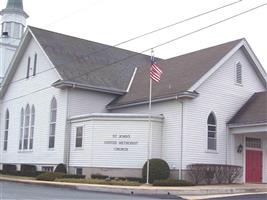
{"left": 65, "top": 2, "right": 267, "bottom": 83}
{"left": 112, "top": 0, "right": 243, "bottom": 48}
{"left": 46, "top": 0, "right": 244, "bottom": 70}
{"left": 7, "top": 0, "right": 242, "bottom": 85}
{"left": 2, "top": 2, "right": 266, "bottom": 104}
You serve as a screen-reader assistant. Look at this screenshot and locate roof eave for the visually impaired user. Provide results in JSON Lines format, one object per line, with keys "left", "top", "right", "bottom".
{"left": 228, "top": 122, "right": 267, "bottom": 128}
{"left": 188, "top": 39, "right": 267, "bottom": 92}
{"left": 0, "top": 8, "right": 29, "bottom": 18}
{"left": 52, "top": 80, "right": 126, "bottom": 95}
{"left": 106, "top": 91, "right": 199, "bottom": 110}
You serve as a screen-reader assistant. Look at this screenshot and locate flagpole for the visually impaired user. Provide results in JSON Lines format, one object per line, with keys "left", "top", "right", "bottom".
{"left": 146, "top": 50, "right": 153, "bottom": 184}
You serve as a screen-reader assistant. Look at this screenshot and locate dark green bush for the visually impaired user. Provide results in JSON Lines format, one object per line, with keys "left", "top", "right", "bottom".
{"left": 91, "top": 174, "right": 108, "bottom": 179}
{"left": 20, "top": 164, "right": 37, "bottom": 177}
{"left": 62, "top": 174, "right": 86, "bottom": 179}
{"left": 125, "top": 177, "right": 145, "bottom": 183}
{"left": 153, "top": 179, "right": 194, "bottom": 186}
{"left": 142, "top": 159, "right": 170, "bottom": 183}
{"left": 54, "top": 164, "right": 67, "bottom": 174}
{"left": 2, "top": 164, "right": 17, "bottom": 174}
{"left": 36, "top": 172, "right": 64, "bottom": 181}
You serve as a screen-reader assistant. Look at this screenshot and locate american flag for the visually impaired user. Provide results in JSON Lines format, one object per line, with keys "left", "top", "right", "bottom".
{"left": 150, "top": 56, "right": 162, "bottom": 83}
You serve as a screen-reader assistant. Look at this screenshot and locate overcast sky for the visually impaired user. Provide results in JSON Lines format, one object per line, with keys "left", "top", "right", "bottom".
{"left": 1, "top": 0, "right": 267, "bottom": 71}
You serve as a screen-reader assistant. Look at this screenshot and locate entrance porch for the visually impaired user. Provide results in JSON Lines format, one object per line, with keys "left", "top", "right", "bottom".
{"left": 229, "top": 123, "right": 267, "bottom": 183}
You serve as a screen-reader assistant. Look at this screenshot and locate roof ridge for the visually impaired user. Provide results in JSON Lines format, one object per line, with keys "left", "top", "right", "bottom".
{"left": 28, "top": 26, "right": 154, "bottom": 59}
{"left": 166, "top": 38, "right": 243, "bottom": 61}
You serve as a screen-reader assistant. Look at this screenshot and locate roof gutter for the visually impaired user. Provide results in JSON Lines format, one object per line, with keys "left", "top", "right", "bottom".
{"left": 228, "top": 122, "right": 267, "bottom": 128}
{"left": 52, "top": 80, "right": 126, "bottom": 95}
{"left": 107, "top": 91, "right": 199, "bottom": 110}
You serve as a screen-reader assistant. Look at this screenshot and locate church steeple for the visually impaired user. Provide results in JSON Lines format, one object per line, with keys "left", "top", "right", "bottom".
{"left": 1, "top": 0, "right": 28, "bottom": 18}
{"left": 0, "top": 0, "right": 29, "bottom": 83}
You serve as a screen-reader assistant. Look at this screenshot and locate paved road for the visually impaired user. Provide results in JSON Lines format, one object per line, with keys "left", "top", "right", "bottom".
{"left": 0, "top": 181, "right": 180, "bottom": 200}
{"left": 206, "top": 193, "right": 267, "bottom": 200}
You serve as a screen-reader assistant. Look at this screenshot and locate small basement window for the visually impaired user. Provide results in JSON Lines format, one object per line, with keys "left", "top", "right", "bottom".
{"left": 76, "top": 168, "right": 83, "bottom": 175}
{"left": 42, "top": 166, "right": 54, "bottom": 172}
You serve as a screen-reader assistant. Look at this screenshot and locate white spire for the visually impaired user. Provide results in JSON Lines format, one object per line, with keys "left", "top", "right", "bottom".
{"left": 0, "top": 0, "right": 29, "bottom": 83}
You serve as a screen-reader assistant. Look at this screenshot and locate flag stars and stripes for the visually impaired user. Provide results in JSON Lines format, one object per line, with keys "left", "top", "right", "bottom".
{"left": 150, "top": 57, "right": 163, "bottom": 83}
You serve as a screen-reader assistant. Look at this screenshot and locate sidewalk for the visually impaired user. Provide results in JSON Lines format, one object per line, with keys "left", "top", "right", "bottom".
{"left": 0, "top": 176, "right": 266, "bottom": 199}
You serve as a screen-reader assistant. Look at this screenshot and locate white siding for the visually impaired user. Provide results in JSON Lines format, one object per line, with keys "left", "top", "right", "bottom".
{"left": 111, "top": 101, "right": 182, "bottom": 170}
{"left": 182, "top": 49, "right": 266, "bottom": 168}
{"left": 0, "top": 38, "right": 68, "bottom": 165}
{"left": 68, "top": 89, "right": 115, "bottom": 116}
{"left": 69, "top": 115, "right": 163, "bottom": 168}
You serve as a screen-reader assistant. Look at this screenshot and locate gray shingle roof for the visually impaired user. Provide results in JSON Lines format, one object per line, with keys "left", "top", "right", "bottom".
{"left": 228, "top": 91, "right": 267, "bottom": 125}
{"left": 29, "top": 26, "right": 151, "bottom": 93}
{"left": 29, "top": 27, "right": 245, "bottom": 108}
{"left": 108, "top": 39, "right": 242, "bottom": 108}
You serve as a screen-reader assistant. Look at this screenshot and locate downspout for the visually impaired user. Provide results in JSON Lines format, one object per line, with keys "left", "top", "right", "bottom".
{"left": 225, "top": 124, "right": 229, "bottom": 165}
{"left": 65, "top": 88, "right": 71, "bottom": 172}
{"left": 66, "top": 84, "right": 77, "bottom": 172}
{"left": 179, "top": 99, "right": 184, "bottom": 180}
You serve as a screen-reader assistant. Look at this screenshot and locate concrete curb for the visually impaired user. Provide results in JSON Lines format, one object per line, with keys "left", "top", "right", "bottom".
{"left": 1, "top": 176, "right": 267, "bottom": 198}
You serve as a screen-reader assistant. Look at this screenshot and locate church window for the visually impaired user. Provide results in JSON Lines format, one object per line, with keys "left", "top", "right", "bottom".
{"left": 3, "top": 109, "right": 9, "bottom": 151}
{"left": 23, "top": 104, "right": 30, "bottom": 150}
{"left": 26, "top": 57, "right": 31, "bottom": 78}
{"left": 29, "top": 105, "right": 35, "bottom": 149}
{"left": 49, "top": 98, "right": 57, "bottom": 149}
{"left": 19, "top": 105, "right": 35, "bottom": 151}
{"left": 75, "top": 126, "right": 83, "bottom": 148}
{"left": 207, "top": 112, "right": 217, "bottom": 151}
{"left": 33, "top": 53, "right": 37, "bottom": 76}
{"left": 19, "top": 108, "right": 24, "bottom": 150}
{"left": 235, "top": 62, "right": 242, "bottom": 85}
{"left": 3, "top": 22, "right": 11, "bottom": 35}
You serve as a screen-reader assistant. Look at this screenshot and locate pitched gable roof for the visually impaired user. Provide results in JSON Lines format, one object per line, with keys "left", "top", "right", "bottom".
{"left": 107, "top": 39, "right": 243, "bottom": 109}
{"left": 1, "top": 26, "right": 266, "bottom": 106}
{"left": 228, "top": 91, "right": 267, "bottom": 125}
{"left": 29, "top": 26, "right": 151, "bottom": 94}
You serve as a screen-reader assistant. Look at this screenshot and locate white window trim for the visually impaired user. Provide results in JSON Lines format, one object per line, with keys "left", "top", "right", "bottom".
{"left": 75, "top": 126, "right": 84, "bottom": 149}
{"left": 207, "top": 112, "right": 217, "bottom": 152}
{"left": 48, "top": 97, "right": 57, "bottom": 149}
{"left": 3, "top": 109, "right": 9, "bottom": 151}
{"left": 19, "top": 104, "right": 35, "bottom": 152}
{"left": 23, "top": 104, "right": 30, "bottom": 150}
{"left": 245, "top": 137, "right": 262, "bottom": 149}
{"left": 29, "top": 105, "right": 35, "bottom": 150}
{"left": 19, "top": 108, "right": 24, "bottom": 150}
{"left": 75, "top": 167, "right": 83, "bottom": 175}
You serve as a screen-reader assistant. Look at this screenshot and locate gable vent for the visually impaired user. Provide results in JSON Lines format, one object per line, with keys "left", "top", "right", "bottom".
{"left": 235, "top": 62, "right": 242, "bottom": 85}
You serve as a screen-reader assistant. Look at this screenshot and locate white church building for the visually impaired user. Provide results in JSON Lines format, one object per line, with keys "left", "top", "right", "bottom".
{"left": 0, "top": 0, "right": 266, "bottom": 183}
